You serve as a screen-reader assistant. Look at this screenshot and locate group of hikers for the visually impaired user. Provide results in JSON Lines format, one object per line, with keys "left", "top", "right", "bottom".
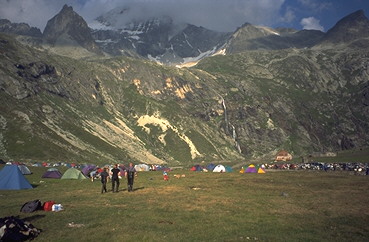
{"left": 92, "top": 163, "right": 137, "bottom": 194}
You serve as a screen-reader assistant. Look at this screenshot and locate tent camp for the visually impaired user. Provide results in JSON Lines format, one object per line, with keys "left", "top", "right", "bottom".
{"left": 0, "top": 165, "right": 33, "bottom": 190}
{"left": 61, "top": 167, "right": 86, "bottom": 180}
{"left": 18, "top": 165, "right": 32, "bottom": 175}
{"left": 213, "top": 164, "right": 226, "bottom": 172}
{"left": 42, "top": 170, "right": 62, "bottom": 179}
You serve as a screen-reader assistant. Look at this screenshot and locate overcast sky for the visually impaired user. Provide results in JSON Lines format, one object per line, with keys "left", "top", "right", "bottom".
{"left": 0, "top": 0, "right": 368, "bottom": 32}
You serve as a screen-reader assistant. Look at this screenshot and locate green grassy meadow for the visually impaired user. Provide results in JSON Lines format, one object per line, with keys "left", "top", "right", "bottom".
{"left": 1, "top": 165, "right": 369, "bottom": 241}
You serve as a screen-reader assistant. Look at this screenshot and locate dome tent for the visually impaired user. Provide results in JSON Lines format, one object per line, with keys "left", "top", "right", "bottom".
{"left": 134, "top": 164, "right": 150, "bottom": 171}
{"left": 42, "top": 170, "right": 62, "bottom": 179}
{"left": 245, "top": 164, "right": 257, "bottom": 173}
{"left": 213, "top": 164, "right": 226, "bottom": 172}
{"left": 61, "top": 167, "right": 86, "bottom": 179}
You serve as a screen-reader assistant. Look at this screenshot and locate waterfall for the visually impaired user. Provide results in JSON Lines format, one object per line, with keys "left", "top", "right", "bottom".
{"left": 221, "top": 96, "right": 242, "bottom": 153}
{"left": 221, "top": 97, "right": 229, "bottom": 134}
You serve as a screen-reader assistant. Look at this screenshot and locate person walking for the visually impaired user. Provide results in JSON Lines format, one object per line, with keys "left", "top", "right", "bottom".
{"left": 111, "top": 164, "right": 120, "bottom": 193}
{"left": 125, "top": 162, "right": 137, "bottom": 192}
{"left": 100, "top": 167, "right": 109, "bottom": 194}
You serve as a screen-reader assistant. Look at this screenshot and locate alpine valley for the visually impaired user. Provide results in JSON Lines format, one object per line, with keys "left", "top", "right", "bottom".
{"left": 0, "top": 5, "right": 368, "bottom": 166}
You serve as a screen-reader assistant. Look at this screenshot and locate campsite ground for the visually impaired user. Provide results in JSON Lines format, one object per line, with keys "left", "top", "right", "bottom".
{"left": 1, "top": 165, "right": 369, "bottom": 241}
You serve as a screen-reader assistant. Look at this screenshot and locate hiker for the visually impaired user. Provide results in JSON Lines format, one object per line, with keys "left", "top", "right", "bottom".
{"left": 100, "top": 168, "right": 109, "bottom": 194}
{"left": 163, "top": 171, "right": 169, "bottom": 181}
{"left": 125, "top": 162, "right": 137, "bottom": 192}
{"left": 111, "top": 164, "right": 120, "bottom": 193}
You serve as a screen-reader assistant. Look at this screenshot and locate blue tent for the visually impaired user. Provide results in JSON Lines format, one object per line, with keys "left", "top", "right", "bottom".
{"left": 0, "top": 165, "right": 33, "bottom": 190}
{"left": 225, "top": 166, "right": 233, "bottom": 172}
{"left": 206, "top": 163, "right": 216, "bottom": 171}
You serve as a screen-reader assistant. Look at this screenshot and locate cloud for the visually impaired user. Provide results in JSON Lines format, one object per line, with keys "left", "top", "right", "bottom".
{"left": 298, "top": 0, "right": 332, "bottom": 12}
{"left": 80, "top": 0, "right": 287, "bottom": 32}
{"left": 280, "top": 6, "right": 296, "bottom": 23}
{"left": 300, "top": 17, "right": 324, "bottom": 31}
{"left": 0, "top": 0, "right": 288, "bottom": 32}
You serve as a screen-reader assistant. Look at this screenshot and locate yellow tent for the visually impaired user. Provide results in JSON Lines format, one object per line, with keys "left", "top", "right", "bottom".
{"left": 257, "top": 167, "right": 266, "bottom": 174}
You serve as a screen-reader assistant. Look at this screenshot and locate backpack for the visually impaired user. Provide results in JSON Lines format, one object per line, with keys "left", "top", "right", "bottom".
{"left": 43, "top": 201, "right": 55, "bottom": 211}
{"left": 20, "top": 200, "right": 42, "bottom": 213}
{"left": 0, "top": 216, "right": 41, "bottom": 241}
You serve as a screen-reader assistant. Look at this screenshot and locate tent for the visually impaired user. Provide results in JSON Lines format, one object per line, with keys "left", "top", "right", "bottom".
{"left": 42, "top": 170, "right": 62, "bottom": 179}
{"left": 61, "top": 167, "right": 86, "bottom": 179}
{"left": 18, "top": 165, "right": 32, "bottom": 175}
{"left": 257, "top": 167, "right": 266, "bottom": 174}
{"left": 244, "top": 164, "right": 257, "bottom": 173}
{"left": 134, "top": 164, "right": 150, "bottom": 171}
{"left": 190, "top": 165, "right": 203, "bottom": 172}
{"left": 82, "top": 165, "right": 96, "bottom": 176}
{"left": 213, "top": 164, "right": 226, "bottom": 172}
{"left": 206, "top": 163, "right": 216, "bottom": 172}
{"left": 0, "top": 165, "right": 33, "bottom": 190}
{"left": 225, "top": 166, "right": 233, "bottom": 172}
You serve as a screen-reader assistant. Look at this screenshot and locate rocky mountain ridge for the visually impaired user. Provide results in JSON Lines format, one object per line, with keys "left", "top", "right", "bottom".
{"left": 0, "top": 19, "right": 42, "bottom": 38}
{"left": 1, "top": 6, "right": 369, "bottom": 64}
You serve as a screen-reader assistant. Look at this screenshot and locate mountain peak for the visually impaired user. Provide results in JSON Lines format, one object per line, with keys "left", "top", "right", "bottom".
{"left": 43, "top": 4, "right": 102, "bottom": 55}
{"left": 61, "top": 4, "right": 73, "bottom": 12}
{"left": 319, "top": 9, "right": 369, "bottom": 45}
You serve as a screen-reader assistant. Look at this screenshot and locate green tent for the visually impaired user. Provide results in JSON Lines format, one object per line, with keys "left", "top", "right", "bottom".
{"left": 61, "top": 167, "right": 86, "bottom": 180}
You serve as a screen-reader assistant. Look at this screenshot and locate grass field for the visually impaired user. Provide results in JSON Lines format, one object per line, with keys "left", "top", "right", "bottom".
{"left": 1, "top": 165, "right": 369, "bottom": 241}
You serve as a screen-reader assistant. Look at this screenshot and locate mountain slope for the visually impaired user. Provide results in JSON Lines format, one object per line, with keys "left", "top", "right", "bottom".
{"left": 0, "top": 33, "right": 242, "bottom": 165}
{"left": 196, "top": 48, "right": 369, "bottom": 156}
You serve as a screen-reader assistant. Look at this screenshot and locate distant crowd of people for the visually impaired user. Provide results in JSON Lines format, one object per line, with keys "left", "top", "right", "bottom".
{"left": 265, "top": 162, "right": 369, "bottom": 175}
